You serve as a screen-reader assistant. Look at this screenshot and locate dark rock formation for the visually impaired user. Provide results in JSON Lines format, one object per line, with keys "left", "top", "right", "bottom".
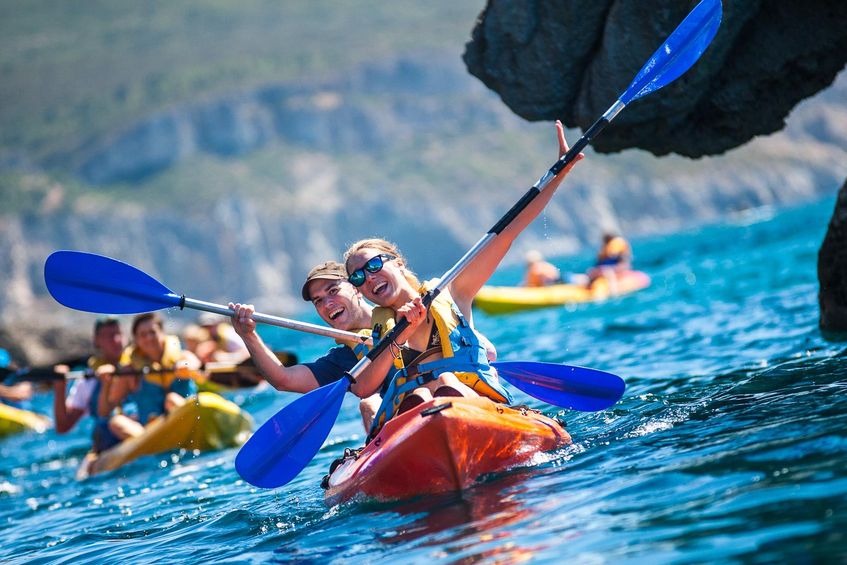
{"left": 819, "top": 180, "right": 847, "bottom": 332}
{"left": 463, "top": 0, "right": 847, "bottom": 158}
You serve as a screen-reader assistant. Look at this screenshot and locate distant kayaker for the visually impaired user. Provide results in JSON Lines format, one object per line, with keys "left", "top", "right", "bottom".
{"left": 587, "top": 232, "right": 633, "bottom": 289}
{"left": 103, "top": 312, "right": 201, "bottom": 440}
{"left": 523, "top": 249, "right": 563, "bottom": 287}
{"left": 51, "top": 317, "right": 124, "bottom": 453}
{"left": 229, "top": 260, "right": 386, "bottom": 429}
{"left": 194, "top": 312, "right": 249, "bottom": 364}
{"left": 181, "top": 323, "right": 211, "bottom": 359}
{"left": 343, "top": 120, "right": 583, "bottom": 437}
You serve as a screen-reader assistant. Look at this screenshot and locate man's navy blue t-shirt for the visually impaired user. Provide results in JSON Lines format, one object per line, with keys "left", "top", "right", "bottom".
{"left": 304, "top": 344, "right": 399, "bottom": 393}
{"left": 303, "top": 344, "right": 359, "bottom": 387}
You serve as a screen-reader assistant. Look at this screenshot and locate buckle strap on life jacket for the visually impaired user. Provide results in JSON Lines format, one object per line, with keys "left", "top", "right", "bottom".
{"left": 352, "top": 341, "right": 370, "bottom": 358}
{"left": 368, "top": 342, "right": 446, "bottom": 440}
{"left": 367, "top": 367, "right": 439, "bottom": 442}
{"left": 367, "top": 291, "right": 512, "bottom": 441}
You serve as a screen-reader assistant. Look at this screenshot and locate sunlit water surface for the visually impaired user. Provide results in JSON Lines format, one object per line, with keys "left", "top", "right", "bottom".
{"left": 2, "top": 197, "right": 846, "bottom": 563}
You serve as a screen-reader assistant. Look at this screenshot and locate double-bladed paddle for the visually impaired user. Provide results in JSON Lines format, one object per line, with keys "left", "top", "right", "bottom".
{"left": 44, "top": 251, "right": 623, "bottom": 407}
{"left": 233, "top": 0, "right": 722, "bottom": 489}
{"left": 1, "top": 356, "right": 91, "bottom": 384}
{"left": 1, "top": 351, "right": 283, "bottom": 388}
{"left": 2, "top": 363, "right": 213, "bottom": 385}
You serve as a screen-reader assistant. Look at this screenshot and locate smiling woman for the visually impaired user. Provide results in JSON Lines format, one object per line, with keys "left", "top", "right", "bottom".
{"left": 341, "top": 121, "right": 579, "bottom": 438}
{"left": 344, "top": 238, "right": 515, "bottom": 436}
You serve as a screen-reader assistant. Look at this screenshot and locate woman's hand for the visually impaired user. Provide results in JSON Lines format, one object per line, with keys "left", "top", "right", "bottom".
{"left": 554, "top": 119, "right": 584, "bottom": 178}
{"left": 395, "top": 297, "right": 427, "bottom": 344}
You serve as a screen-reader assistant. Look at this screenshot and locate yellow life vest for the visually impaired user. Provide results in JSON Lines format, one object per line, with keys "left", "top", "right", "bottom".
{"left": 119, "top": 335, "right": 184, "bottom": 389}
{"left": 334, "top": 328, "right": 372, "bottom": 360}
{"left": 370, "top": 281, "right": 510, "bottom": 404}
{"left": 83, "top": 355, "right": 111, "bottom": 418}
{"left": 87, "top": 355, "right": 111, "bottom": 371}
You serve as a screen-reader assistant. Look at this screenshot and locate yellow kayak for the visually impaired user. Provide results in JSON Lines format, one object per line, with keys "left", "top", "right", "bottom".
{"left": 76, "top": 391, "right": 253, "bottom": 479}
{"left": 0, "top": 403, "right": 51, "bottom": 437}
{"left": 474, "top": 270, "right": 651, "bottom": 314}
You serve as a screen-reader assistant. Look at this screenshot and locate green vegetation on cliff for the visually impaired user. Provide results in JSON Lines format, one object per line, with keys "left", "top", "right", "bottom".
{"left": 0, "top": 0, "right": 481, "bottom": 160}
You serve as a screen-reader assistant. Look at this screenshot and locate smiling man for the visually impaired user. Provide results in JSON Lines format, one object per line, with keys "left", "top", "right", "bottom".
{"left": 229, "top": 261, "right": 382, "bottom": 427}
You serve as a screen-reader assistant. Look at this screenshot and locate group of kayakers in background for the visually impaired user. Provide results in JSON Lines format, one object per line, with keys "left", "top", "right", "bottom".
{"left": 0, "top": 309, "right": 254, "bottom": 457}
{"left": 52, "top": 313, "right": 210, "bottom": 454}
{"left": 523, "top": 232, "right": 633, "bottom": 288}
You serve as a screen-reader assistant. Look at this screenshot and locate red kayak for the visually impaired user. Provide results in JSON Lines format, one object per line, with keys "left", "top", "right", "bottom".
{"left": 322, "top": 396, "right": 571, "bottom": 505}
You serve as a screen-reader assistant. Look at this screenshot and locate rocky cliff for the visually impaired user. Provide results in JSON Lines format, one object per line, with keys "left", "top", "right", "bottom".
{"left": 819, "top": 180, "right": 847, "bottom": 331}
{"left": 71, "top": 57, "right": 510, "bottom": 185}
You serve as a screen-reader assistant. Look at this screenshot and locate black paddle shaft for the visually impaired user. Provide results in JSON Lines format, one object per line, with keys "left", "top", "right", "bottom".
{"left": 490, "top": 114, "right": 612, "bottom": 235}
{"left": 7, "top": 365, "right": 195, "bottom": 384}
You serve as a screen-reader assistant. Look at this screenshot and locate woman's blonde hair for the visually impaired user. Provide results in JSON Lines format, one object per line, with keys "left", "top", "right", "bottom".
{"left": 343, "top": 238, "right": 421, "bottom": 289}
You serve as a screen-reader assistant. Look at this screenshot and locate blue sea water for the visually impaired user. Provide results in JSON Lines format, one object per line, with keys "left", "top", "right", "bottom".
{"left": 2, "top": 196, "right": 846, "bottom": 563}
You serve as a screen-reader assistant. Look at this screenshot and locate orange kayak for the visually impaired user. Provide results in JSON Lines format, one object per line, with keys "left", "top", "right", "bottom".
{"left": 322, "top": 396, "right": 571, "bottom": 505}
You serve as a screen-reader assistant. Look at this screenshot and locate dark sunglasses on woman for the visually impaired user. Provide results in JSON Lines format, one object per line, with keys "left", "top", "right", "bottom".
{"left": 348, "top": 254, "right": 396, "bottom": 287}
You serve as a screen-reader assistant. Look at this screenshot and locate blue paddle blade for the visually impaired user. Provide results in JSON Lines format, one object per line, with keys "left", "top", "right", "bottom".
{"left": 235, "top": 377, "right": 349, "bottom": 489}
{"left": 44, "top": 251, "right": 182, "bottom": 314}
{"left": 493, "top": 361, "right": 625, "bottom": 411}
{"left": 0, "top": 349, "right": 9, "bottom": 369}
{"left": 621, "top": 0, "right": 722, "bottom": 104}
